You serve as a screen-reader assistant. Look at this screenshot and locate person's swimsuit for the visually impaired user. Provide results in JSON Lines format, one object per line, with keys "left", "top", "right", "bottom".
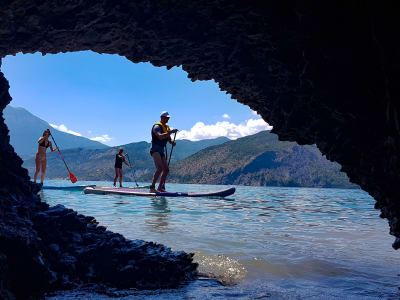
{"left": 39, "top": 139, "right": 50, "bottom": 148}
{"left": 115, "top": 154, "right": 124, "bottom": 169}
{"left": 36, "top": 139, "right": 49, "bottom": 162}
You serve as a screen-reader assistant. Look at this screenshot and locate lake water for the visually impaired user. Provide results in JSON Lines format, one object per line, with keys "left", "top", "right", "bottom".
{"left": 43, "top": 180, "right": 400, "bottom": 299}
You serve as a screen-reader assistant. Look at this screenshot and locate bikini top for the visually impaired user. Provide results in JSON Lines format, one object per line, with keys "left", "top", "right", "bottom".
{"left": 39, "top": 138, "right": 50, "bottom": 148}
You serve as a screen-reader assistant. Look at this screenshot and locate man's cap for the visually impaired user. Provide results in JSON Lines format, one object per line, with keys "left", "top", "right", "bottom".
{"left": 160, "top": 111, "right": 171, "bottom": 118}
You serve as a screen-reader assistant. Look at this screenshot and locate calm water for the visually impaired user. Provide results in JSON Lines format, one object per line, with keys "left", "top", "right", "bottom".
{"left": 43, "top": 180, "right": 400, "bottom": 299}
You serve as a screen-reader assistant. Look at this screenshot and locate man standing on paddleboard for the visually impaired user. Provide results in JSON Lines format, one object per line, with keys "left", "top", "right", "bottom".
{"left": 149, "top": 111, "right": 178, "bottom": 192}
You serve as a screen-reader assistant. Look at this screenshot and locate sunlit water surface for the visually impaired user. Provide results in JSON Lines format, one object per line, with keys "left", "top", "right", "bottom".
{"left": 42, "top": 180, "right": 400, "bottom": 299}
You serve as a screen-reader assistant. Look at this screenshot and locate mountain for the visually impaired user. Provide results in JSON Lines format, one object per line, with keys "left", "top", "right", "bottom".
{"left": 3, "top": 106, "right": 109, "bottom": 158}
{"left": 21, "top": 124, "right": 354, "bottom": 188}
{"left": 168, "top": 136, "right": 229, "bottom": 161}
{"left": 166, "top": 131, "right": 355, "bottom": 188}
{"left": 22, "top": 137, "right": 230, "bottom": 181}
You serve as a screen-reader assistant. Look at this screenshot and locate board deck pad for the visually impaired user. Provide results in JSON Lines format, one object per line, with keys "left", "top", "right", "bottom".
{"left": 84, "top": 186, "right": 235, "bottom": 198}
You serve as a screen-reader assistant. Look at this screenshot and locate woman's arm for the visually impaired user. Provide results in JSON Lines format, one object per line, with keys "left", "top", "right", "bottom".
{"left": 119, "top": 155, "right": 130, "bottom": 167}
{"left": 49, "top": 141, "right": 58, "bottom": 152}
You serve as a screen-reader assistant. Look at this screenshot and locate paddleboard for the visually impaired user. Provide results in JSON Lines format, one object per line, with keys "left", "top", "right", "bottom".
{"left": 42, "top": 185, "right": 96, "bottom": 191}
{"left": 83, "top": 186, "right": 235, "bottom": 198}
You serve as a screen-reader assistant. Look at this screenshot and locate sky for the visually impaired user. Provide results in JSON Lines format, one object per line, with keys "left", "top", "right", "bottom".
{"left": 2, "top": 51, "right": 271, "bottom": 146}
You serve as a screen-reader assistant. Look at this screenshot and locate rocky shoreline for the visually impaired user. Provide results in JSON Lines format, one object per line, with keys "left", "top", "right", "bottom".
{"left": 0, "top": 182, "right": 197, "bottom": 299}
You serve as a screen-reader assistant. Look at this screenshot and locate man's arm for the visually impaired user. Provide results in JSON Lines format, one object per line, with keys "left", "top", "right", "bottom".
{"left": 153, "top": 125, "right": 178, "bottom": 140}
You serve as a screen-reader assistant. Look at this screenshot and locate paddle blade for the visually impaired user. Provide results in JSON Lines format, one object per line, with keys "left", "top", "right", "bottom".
{"left": 69, "top": 171, "right": 77, "bottom": 183}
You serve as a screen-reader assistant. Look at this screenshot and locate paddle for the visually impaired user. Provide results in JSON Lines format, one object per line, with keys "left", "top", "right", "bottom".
{"left": 167, "top": 131, "right": 177, "bottom": 167}
{"left": 125, "top": 153, "right": 139, "bottom": 187}
{"left": 49, "top": 132, "right": 77, "bottom": 183}
{"left": 161, "top": 131, "right": 177, "bottom": 191}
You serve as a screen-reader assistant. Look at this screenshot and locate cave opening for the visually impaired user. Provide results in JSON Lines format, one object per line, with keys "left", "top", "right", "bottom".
{"left": 1, "top": 50, "right": 274, "bottom": 183}
{"left": 1, "top": 50, "right": 355, "bottom": 190}
{"left": 1, "top": 1, "right": 400, "bottom": 298}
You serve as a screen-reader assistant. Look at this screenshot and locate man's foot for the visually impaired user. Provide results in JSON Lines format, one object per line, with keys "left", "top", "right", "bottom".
{"left": 149, "top": 185, "right": 157, "bottom": 192}
{"left": 157, "top": 188, "right": 167, "bottom": 193}
{"left": 113, "top": 183, "right": 116, "bottom": 187}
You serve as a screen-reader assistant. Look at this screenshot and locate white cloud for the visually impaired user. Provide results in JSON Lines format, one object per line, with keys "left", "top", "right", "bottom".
{"left": 90, "top": 134, "right": 112, "bottom": 143}
{"left": 252, "top": 110, "right": 258, "bottom": 115}
{"left": 222, "top": 113, "right": 230, "bottom": 119}
{"left": 49, "top": 123, "right": 112, "bottom": 144}
{"left": 49, "top": 123, "right": 82, "bottom": 136}
{"left": 177, "top": 118, "right": 272, "bottom": 141}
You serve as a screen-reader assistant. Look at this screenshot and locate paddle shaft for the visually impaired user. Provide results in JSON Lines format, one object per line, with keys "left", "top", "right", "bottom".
{"left": 50, "top": 134, "right": 73, "bottom": 174}
{"left": 125, "top": 153, "right": 139, "bottom": 187}
{"left": 167, "top": 131, "right": 177, "bottom": 167}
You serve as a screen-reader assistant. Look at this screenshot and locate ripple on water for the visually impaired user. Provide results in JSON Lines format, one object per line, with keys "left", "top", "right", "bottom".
{"left": 41, "top": 180, "right": 400, "bottom": 299}
{"left": 194, "top": 252, "right": 248, "bottom": 285}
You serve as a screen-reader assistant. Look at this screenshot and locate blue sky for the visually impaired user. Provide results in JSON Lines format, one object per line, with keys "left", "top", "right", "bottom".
{"left": 2, "top": 51, "right": 270, "bottom": 146}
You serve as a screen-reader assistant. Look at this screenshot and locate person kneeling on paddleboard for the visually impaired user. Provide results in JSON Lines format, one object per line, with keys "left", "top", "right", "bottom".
{"left": 114, "top": 147, "right": 131, "bottom": 187}
{"left": 150, "top": 111, "right": 178, "bottom": 192}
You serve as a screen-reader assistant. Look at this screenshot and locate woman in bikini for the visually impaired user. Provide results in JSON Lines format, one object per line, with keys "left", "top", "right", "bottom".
{"left": 113, "top": 147, "right": 131, "bottom": 187}
{"left": 34, "top": 129, "right": 57, "bottom": 184}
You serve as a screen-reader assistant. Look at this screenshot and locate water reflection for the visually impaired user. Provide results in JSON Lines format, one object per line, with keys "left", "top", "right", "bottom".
{"left": 145, "top": 197, "right": 171, "bottom": 233}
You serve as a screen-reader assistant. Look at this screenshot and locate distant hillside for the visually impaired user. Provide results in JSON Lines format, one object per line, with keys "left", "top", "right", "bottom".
{"left": 22, "top": 137, "right": 230, "bottom": 181}
{"left": 170, "top": 136, "right": 229, "bottom": 161}
{"left": 165, "top": 131, "right": 355, "bottom": 188}
{"left": 4, "top": 106, "right": 108, "bottom": 158}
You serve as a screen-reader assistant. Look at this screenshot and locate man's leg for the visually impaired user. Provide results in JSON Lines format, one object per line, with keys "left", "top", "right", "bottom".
{"left": 158, "top": 156, "right": 169, "bottom": 192}
{"left": 151, "top": 152, "right": 163, "bottom": 190}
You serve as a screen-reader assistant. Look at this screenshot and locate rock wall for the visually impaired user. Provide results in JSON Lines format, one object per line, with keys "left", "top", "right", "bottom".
{"left": 0, "top": 0, "right": 399, "bottom": 297}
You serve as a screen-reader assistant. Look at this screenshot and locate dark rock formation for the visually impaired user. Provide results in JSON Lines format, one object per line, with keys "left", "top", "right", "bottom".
{"left": 0, "top": 179, "right": 196, "bottom": 299}
{"left": 0, "top": 0, "right": 400, "bottom": 297}
{"left": 33, "top": 204, "right": 195, "bottom": 290}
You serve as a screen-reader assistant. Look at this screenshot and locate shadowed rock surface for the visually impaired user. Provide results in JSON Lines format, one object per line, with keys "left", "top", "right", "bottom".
{"left": 0, "top": 0, "right": 400, "bottom": 298}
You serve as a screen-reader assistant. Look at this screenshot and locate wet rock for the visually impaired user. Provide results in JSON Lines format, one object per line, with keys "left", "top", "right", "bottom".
{"left": 393, "top": 237, "right": 400, "bottom": 250}
{"left": 45, "top": 204, "right": 69, "bottom": 216}
{"left": 30, "top": 195, "right": 197, "bottom": 294}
